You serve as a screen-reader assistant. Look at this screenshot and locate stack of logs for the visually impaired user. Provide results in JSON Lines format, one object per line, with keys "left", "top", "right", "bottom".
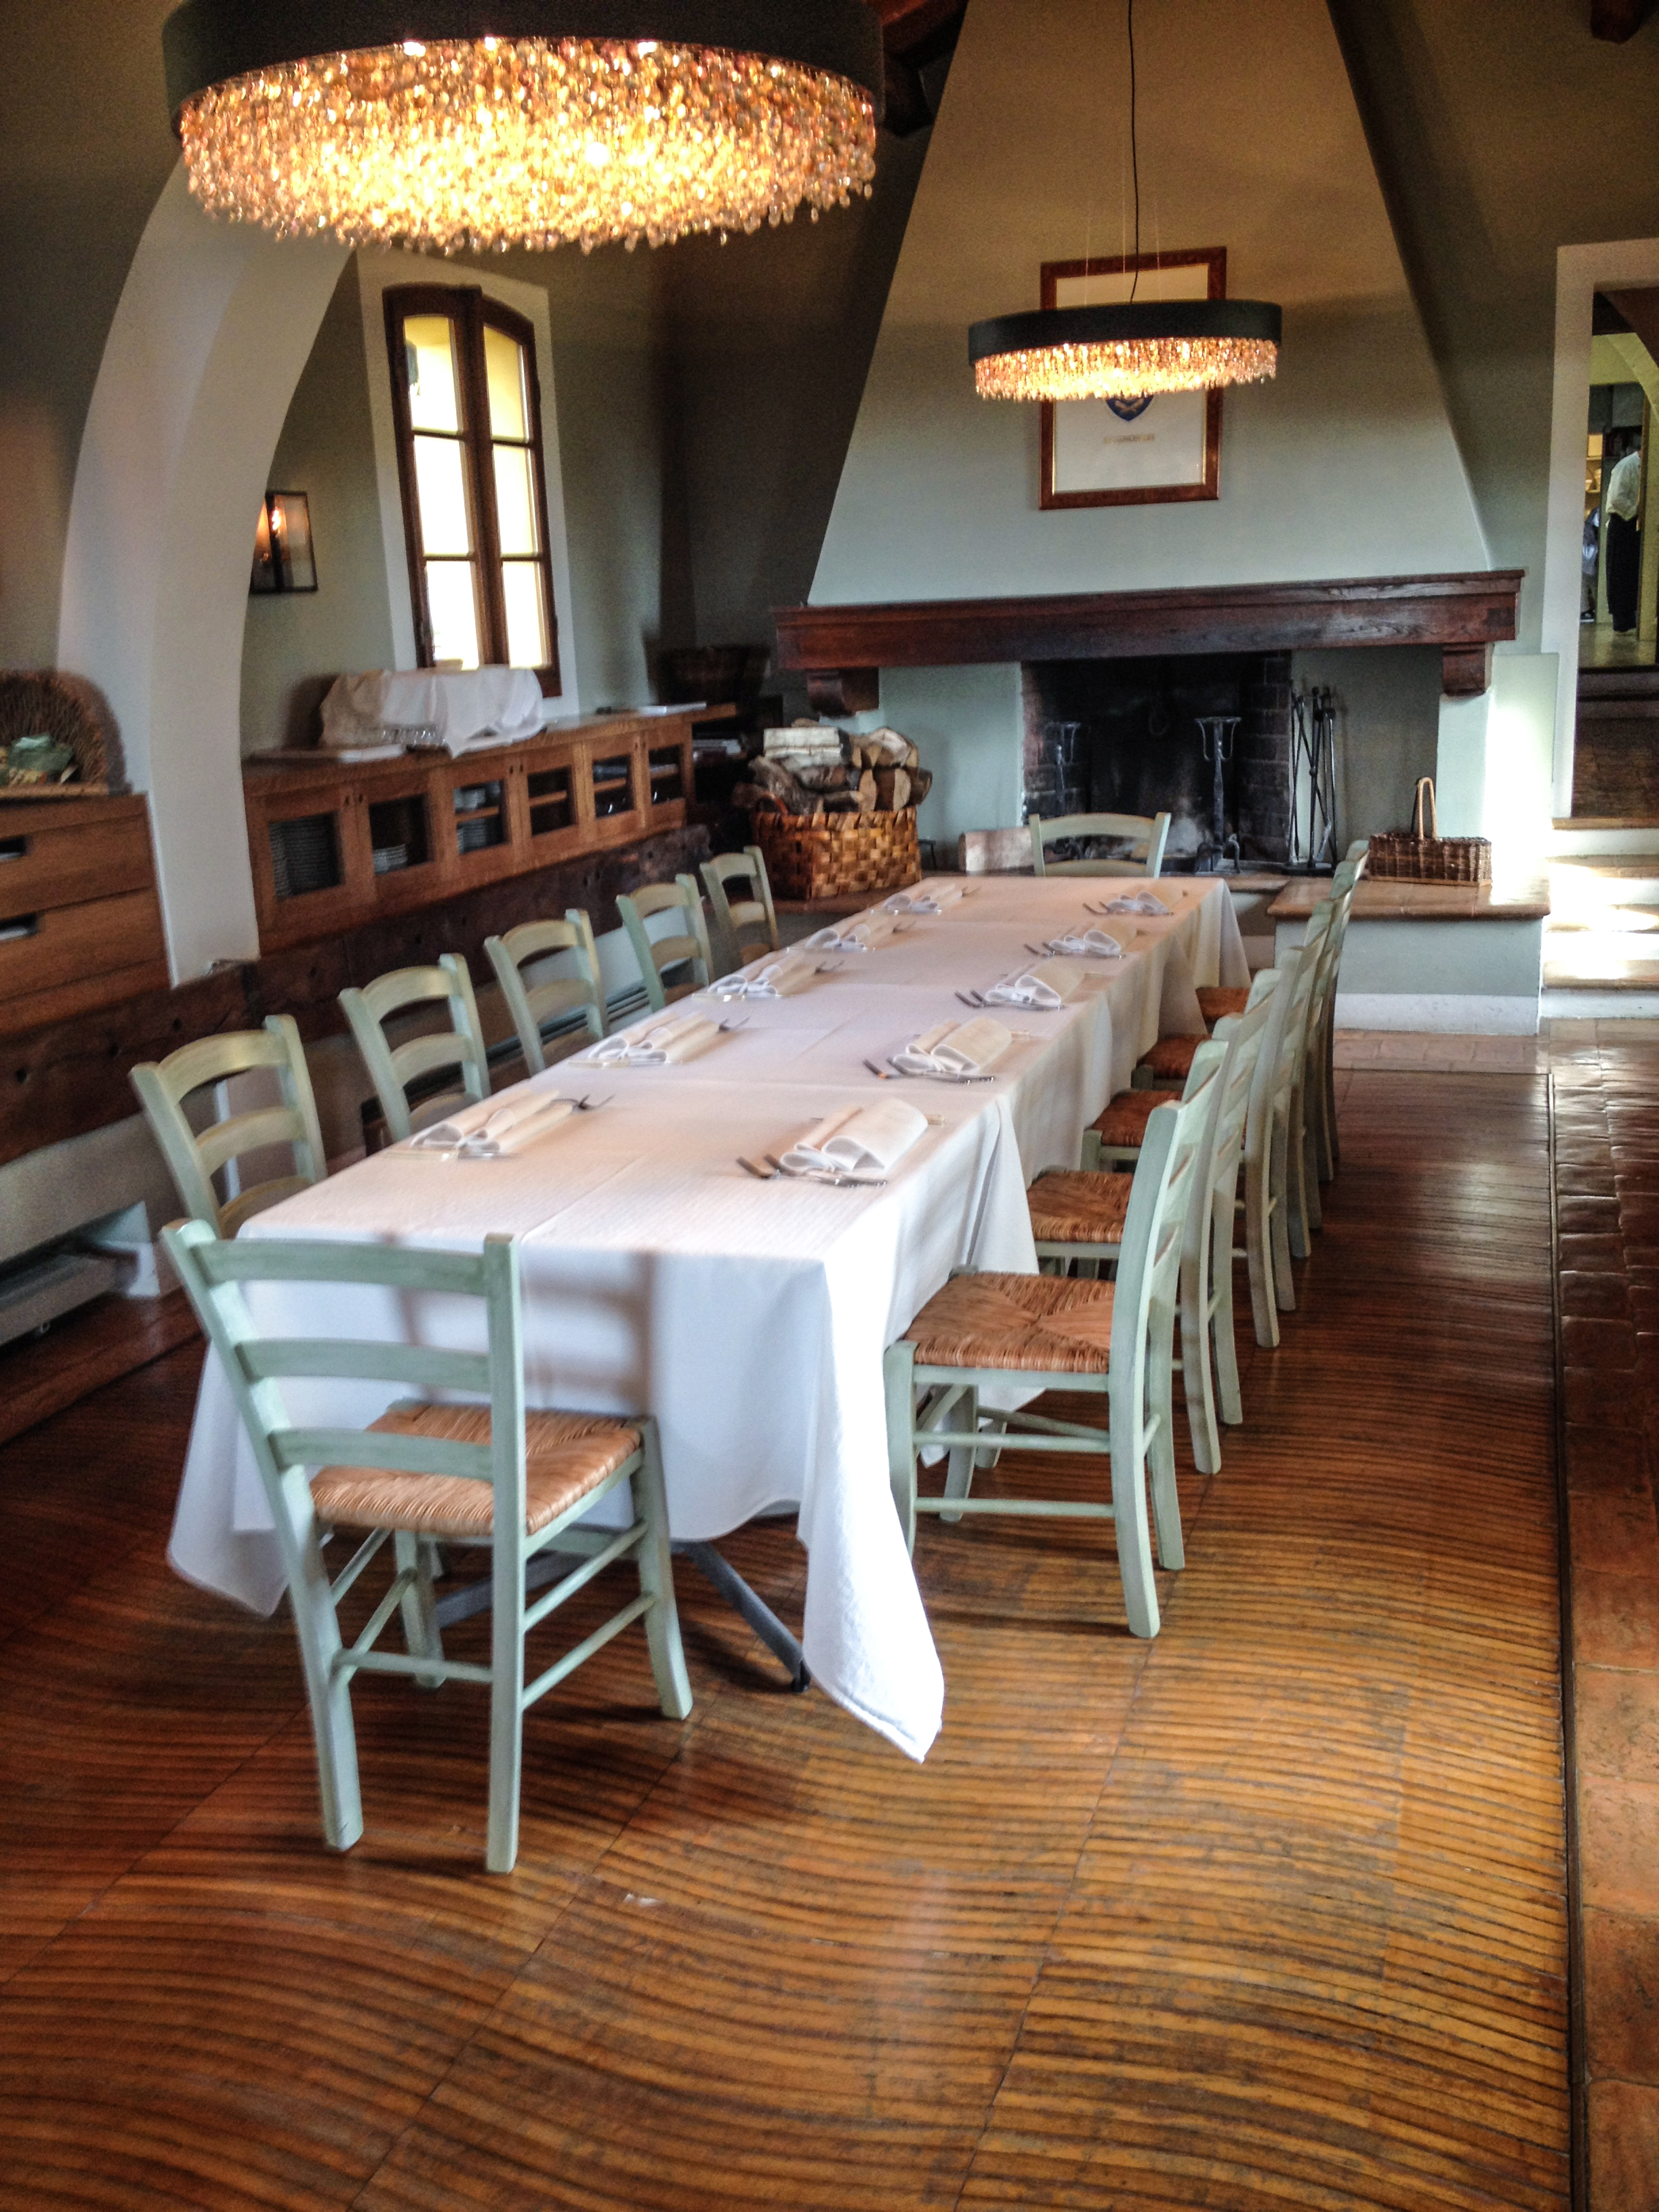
{"left": 735, "top": 723, "right": 933, "bottom": 817}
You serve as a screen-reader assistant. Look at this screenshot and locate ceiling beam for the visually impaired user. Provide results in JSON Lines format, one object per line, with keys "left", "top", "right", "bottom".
{"left": 1592, "top": 0, "right": 1652, "bottom": 43}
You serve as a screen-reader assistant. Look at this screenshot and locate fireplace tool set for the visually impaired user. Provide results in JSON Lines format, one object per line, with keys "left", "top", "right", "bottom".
{"left": 1194, "top": 716, "right": 1242, "bottom": 874}
{"left": 1288, "top": 684, "right": 1338, "bottom": 872}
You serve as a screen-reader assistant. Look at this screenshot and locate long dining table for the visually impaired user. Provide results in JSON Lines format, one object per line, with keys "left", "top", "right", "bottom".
{"left": 170, "top": 874, "right": 1248, "bottom": 1761}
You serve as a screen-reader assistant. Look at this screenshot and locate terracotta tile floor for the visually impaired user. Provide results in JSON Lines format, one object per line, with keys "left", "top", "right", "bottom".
{"left": 1551, "top": 1031, "right": 1659, "bottom": 2207}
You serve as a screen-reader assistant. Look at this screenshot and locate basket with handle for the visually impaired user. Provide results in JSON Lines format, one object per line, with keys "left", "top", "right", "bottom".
{"left": 1366, "top": 777, "right": 1491, "bottom": 884}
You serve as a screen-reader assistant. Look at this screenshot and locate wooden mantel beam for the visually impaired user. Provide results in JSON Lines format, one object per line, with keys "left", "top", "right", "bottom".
{"left": 1592, "top": 0, "right": 1651, "bottom": 41}
{"left": 773, "top": 571, "right": 1523, "bottom": 707}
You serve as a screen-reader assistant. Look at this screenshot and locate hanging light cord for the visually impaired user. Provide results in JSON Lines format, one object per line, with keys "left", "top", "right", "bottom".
{"left": 1127, "top": 0, "right": 1141, "bottom": 300}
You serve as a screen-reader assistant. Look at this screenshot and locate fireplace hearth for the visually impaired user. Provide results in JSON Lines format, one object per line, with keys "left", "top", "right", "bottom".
{"left": 1022, "top": 651, "right": 1294, "bottom": 869}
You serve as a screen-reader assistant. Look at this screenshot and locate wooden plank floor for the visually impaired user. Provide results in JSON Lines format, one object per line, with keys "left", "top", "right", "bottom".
{"left": 0, "top": 1070, "right": 1568, "bottom": 2209}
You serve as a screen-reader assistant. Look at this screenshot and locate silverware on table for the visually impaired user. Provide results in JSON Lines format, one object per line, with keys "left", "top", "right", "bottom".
{"left": 762, "top": 1152, "right": 887, "bottom": 1189}
{"left": 737, "top": 1155, "right": 777, "bottom": 1180}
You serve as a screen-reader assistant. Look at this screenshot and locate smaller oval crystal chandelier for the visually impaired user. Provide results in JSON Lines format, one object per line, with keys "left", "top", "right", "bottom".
{"left": 968, "top": 0, "right": 1281, "bottom": 403}
{"left": 161, "top": 2, "right": 885, "bottom": 256}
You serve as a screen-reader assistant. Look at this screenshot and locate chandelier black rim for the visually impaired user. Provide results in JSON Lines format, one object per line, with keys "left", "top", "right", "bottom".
{"left": 968, "top": 299, "right": 1284, "bottom": 368}
{"left": 162, "top": 0, "right": 887, "bottom": 124}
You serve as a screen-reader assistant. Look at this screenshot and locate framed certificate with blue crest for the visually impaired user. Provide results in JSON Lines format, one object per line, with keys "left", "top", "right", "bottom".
{"left": 1040, "top": 247, "right": 1225, "bottom": 510}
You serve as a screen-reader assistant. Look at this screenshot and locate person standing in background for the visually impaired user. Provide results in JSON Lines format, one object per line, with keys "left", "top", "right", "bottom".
{"left": 1605, "top": 440, "right": 1643, "bottom": 632}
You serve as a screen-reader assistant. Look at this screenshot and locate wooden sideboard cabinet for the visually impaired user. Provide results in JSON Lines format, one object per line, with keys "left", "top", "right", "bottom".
{"left": 0, "top": 794, "right": 168, "bottom": 1036}
{"left": 243, "top": 712, "right": 703, "bottom": 953}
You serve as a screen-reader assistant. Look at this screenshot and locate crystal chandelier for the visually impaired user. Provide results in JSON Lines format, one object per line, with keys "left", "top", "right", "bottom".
{"left": 161, "top": 3, "right": 884, "bottom": 255}
{"left": 968, "top": 0, "right": 1280, "bottom": 402}
{"left": 970, "top": 301, "right": 1282, "bottom": 403}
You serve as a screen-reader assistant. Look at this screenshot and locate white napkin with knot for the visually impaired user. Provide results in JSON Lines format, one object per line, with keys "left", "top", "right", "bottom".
{"left": 892, "top": 1016, "right": 1012, "bottom": 1076}
{"left": 1042, "top": 925, "right": 1130, "bottom": 958}
{"left": 804, "top": 910, "right": 899, "bottom": 953}
{"left": 780, "top": 1099, "right": 929, "bottom": 1176}
{"left": 708, "top": 951, "right": 816, "bottom": 1000}
{"left": 982, "top": 961, "right": 1082, "bottom": 1010}
{"left": 411, "top": 1092, "right": 576, "bottom": 1157}
{"left": 587, "top": 1012, "right": 724, "bottom": 1066}
{"left": 1099, "top": 891, "right": 1171, "bottom": 916}
{"left": 884, "top": 878, "right": 967, "bottom": 916}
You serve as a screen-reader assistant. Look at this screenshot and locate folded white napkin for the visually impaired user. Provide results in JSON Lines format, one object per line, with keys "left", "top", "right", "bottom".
{"left": 1042, "top": 925, "right": 1129, "bottom": 958}
{"left": 586, "top": 1012, "right": 723, "bottom": 1066}
{"left": 892, "top": 1016, "right": 1012, "bottom": 1076}
{"left": 780, "top": 1099, "right": 929, "bottom": 1176}
{"left": 1099, "top": 891, "right": 1172, "bottom": 916}
{"left": 411, "top": 1092, "right": 575, "bottom": 1157}
{"left": 982, "top": 961, "right": 1082, "bottom": 1010}
{"left": 884, "top": 878, "right": 967, "bottom": 916}
{"left": 804, "top": 910, "right": 899, "bottom": 953}
{"left": 707, "top": 951, "right": 816, "bottom": 1000}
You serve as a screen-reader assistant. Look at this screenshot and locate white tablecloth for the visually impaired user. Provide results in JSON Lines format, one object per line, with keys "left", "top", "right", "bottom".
{"left": 171, "top": 878, "right": 1245, "bottom": 1761}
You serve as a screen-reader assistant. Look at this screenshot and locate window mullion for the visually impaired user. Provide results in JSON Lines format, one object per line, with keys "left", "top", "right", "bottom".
{"left": 462, "top": 291, "right": 508, "bottom": 666}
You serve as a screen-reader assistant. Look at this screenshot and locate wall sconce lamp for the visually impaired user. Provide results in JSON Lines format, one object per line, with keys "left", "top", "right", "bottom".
{"left": 250, "top": 490, "right": 317, "bottom": 594}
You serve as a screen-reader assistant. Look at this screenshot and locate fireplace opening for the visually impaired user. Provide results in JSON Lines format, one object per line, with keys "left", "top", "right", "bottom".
{"left": 1022, "top": 650, "right": 1294, "bottom": 872}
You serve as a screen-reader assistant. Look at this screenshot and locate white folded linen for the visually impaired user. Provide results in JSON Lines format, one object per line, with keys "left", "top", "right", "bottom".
{"left": 1099, "top": 891, "right": 1172, "bottom": 916}
{"left": 982, "top": 961, "right": 1083, "bottom": 1010}
{"left": 891, "top": 1016, "right": 1012, "bottom": 1076}
{"left": 411, "top": 1092, "right": 575, "bottom": 1157}
{"left": 320, "top": 669, "right": 546, "bottom": 755}
{"left": 706, "top": 951, "right": 817, "bottom": 1000}
{"left": 1042, "top": 925, "right": 1130, "bottom": 958}
{"left": 803, "top": 910, "right": 899, "bottom": 953}
{"left": 884, "top": 878, "right": 967, "bottom": 916}
{"left": 779, "top": 1099, "right": 929, "bottom": 1177}
{"left": 586, "top": 1012, "right": 724, "bottom": 1066}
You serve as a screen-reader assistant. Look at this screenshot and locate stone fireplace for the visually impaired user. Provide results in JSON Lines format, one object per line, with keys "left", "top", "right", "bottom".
{"left": 1021, "top": 650, "right": 1294, "bottom": 868}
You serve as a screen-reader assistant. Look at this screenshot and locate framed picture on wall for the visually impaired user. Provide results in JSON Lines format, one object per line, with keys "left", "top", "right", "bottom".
{"left": 1040, "top": 247, "right": 1226, "bottom": 510}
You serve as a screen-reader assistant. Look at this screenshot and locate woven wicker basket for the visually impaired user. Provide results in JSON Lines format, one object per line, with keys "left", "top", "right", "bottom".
{"left": 1367, "top": 777, "right": 1491, "bottom": 885}
{"left": 754, "top": 808, "right": 921, "bottom": 900}
{"left": 0, "top": 670, "right": 125, "bottom": 794}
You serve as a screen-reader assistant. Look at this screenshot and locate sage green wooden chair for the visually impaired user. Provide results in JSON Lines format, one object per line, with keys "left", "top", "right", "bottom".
{"left": 130, "top": 1015, "right": 325, "bottom": 1235}
{"left": 340, "top": 954, "right": 489, "bottom": 1143}
{"left": 701, "top": 846, "right": 779, "bottom": 977}
{"left": 1239, "top": 913, "right": 1329, "bottom": 1346}
{"left": 1307, "top": 858, "right": 1364, "bottom": 1187}
{"left": 163, "top": 1221, "right": 692, "bottom": 1875}
{"left": 1029, "top": 810, "right": 1172, "bottom": 879}
{"left": 484, "top": 910, "right": 607, "bottom": 1076}
{"left": 884, "top": 1065, "right": 1222, "bottom": 1640}
{"left": 617, "top": 876, "right": 713, "bottom": 1010}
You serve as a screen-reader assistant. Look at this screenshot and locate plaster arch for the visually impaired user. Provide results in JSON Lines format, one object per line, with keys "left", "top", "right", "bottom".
{"left": 58, "top": 165, "right": 347, "bottom": 982}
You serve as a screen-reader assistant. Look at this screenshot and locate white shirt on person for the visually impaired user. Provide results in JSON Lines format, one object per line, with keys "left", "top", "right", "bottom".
{"left": 1607, "top": 448, "right": 1643, "bottom": 521}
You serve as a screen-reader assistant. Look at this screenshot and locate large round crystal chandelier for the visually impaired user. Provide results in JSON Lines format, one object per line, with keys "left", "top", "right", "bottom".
{"left": 970, "top": 300, "right": 1282, "bottom": 403}
{"left": 161, "top": 3, "right": 884, "bottom": 255}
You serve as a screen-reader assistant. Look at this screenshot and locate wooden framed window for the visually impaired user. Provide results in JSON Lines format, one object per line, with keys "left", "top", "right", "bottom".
{"left": 384, "top": 285, "right": 560, "bottom": 693}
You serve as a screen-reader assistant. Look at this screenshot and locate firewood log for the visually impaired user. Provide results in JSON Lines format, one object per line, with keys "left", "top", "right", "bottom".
{"left": 733, "top": 783, "right": 785, "bottom": 813}
{"left": 872, "top": 765, "right": 912, "bottom": 811}
{"left": 856, "top": 769, "right": 878, "bottom": 813}
{"left": 907, "top": 766, "right": 933, "bottom": 804}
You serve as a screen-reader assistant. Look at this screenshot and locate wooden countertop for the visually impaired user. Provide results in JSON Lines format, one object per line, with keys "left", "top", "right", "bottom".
{"left": 243, "top": 703, "right": 733, "bottom": 785}
{"left": 1267, "top": 876, "right": 1551, "bottom": 922}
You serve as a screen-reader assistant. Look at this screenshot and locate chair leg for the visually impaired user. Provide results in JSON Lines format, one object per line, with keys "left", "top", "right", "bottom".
{"left": 1324, "top": 1019, "right": 1341, "bottom": 1173}
{"left": 1178, "top": 1233, "right": 1221, "bottom": 1477}
{"left": 282, "top": 1481, "right": 363, "bottom": 1852}
{"left": 1107, "top": 1380, "right": 1161, "bottom": 1639}
{"left": 632, "top": 1422, "right": 693, "bottom": 1722}
{"left": 1313, "top": 1023, "right": 1336, "bottom": 1183}
{"left": 1269, "top": 1114, "right": 1299, "bottom": 1309}
{"left": 1282, "top": 1090, "right": 1313, "bottom": 1267}
{"left": 1301, "top": 1067, "right": 1325, "bottom": 1233}
{"left": 1211, "top": 1200, "right": 1244, "bottom": 1428}
{"left": 1244, "top": 1147, "right": 1282, "bottom": 1345}
{"left": 941, "top": 1385, "right": 979, "bottom": 1523}
{"left": 485, "top": 1529, "right": 527, "bottom": 1877}
{"left": 394, "top": 1530, "right": 445, "bottom": 1690}
{"left": 883, "top": 1343, "right": 918, "bottom": 1555}
{"left": 1144, "top": 1326, "right": 1186, "bottom": 1572}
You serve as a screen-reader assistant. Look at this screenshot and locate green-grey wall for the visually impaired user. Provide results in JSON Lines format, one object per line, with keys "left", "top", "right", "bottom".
{"left": 1328, "top": 0, "right": 1659, "bottom": 653}
{"left": 239, "top": 258, "right": 395, "bottom": 754}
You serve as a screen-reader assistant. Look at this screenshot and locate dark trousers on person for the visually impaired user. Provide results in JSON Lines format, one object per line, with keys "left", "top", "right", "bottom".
{"left": 1607, "top": 511, "right": 1641, "bottom": 632}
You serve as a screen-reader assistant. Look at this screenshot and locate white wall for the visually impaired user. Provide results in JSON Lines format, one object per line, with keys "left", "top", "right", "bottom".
{"left": 814, "top": 0, "right": 1489, "bottom": 609}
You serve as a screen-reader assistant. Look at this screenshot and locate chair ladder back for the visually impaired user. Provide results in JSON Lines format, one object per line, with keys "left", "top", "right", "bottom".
{"left": 485, "top": 911, "right": 606, "bottom": 1075}
{"left": 340, "top": 956, "right": 489, "bottom": 1142}
{"left": 1029, "top": 810, "right": 1172, "bottom": 878}
{"left": 129, "top": 1014, "right": 326, "bottom": 1235}
{"left": 701, "top": 846, "right": 779, "bottom": 974}
{"left": 1111, "top": 1058, "right": 1224, "bottom": 1371}
{"left": 618, "top": 878, "right": 714, "bottom": 1009}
